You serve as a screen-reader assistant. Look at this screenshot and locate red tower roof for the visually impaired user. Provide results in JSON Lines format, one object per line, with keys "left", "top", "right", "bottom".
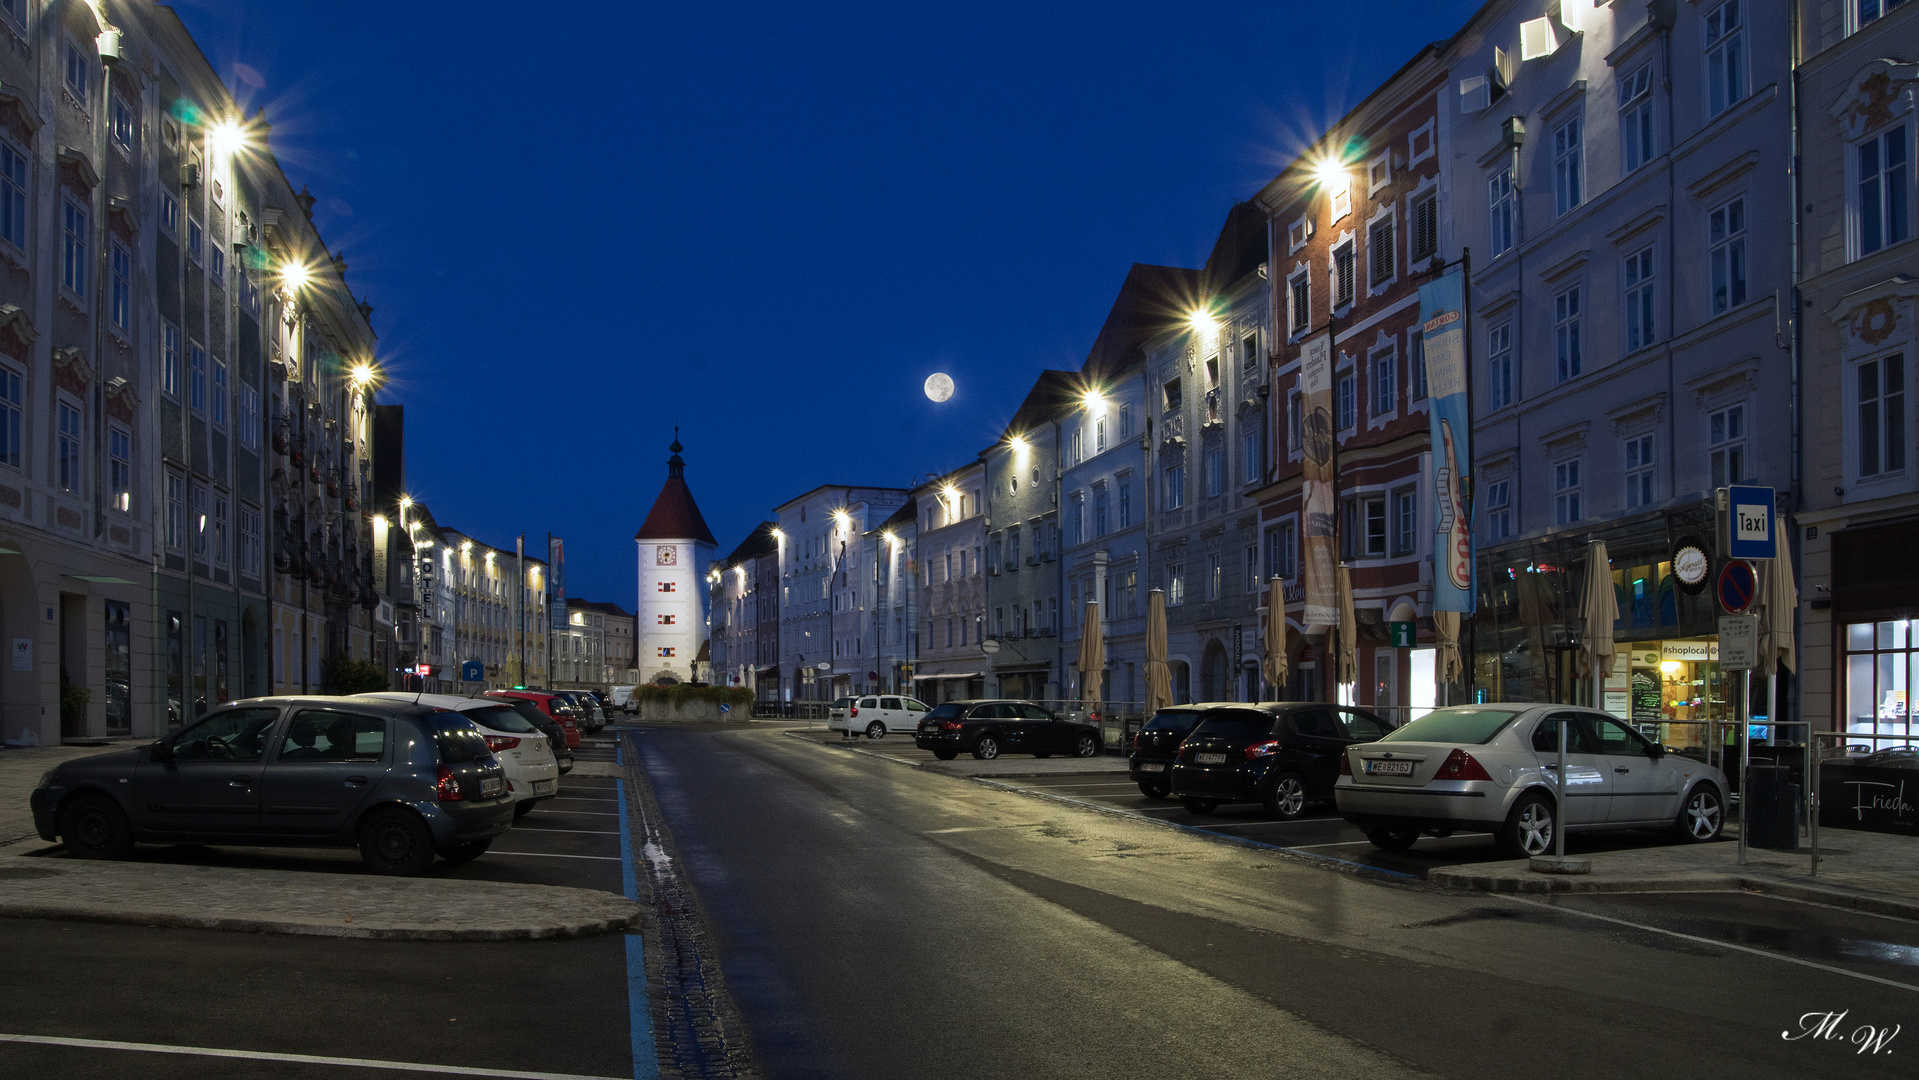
{"left": 634, "top": 434, "right": 717, "bottom": 545}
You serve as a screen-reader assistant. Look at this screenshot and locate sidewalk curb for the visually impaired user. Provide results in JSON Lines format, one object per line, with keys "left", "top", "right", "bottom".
{"left": 1428, "top": 867, "right": 1919, "bottom": 920}
{"left": 0, "top": 898, "right": 640, "bottom": 941}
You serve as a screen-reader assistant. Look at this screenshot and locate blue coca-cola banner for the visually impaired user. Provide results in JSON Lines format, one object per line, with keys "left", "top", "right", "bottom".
{"left": 1418, "top": 268, "right": 1475, "bottom": 614}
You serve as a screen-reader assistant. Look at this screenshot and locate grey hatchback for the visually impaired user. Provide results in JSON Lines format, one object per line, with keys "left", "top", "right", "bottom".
{"left": 29, "top": 696, "right": 515, "bottom": 875}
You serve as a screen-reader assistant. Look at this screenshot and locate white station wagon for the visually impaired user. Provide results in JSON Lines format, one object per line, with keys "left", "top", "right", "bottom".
{"left": 1334, "top": 704, "right": 1728, "bottom": 858}
{"left": 828, "top": 695, "right": 931, "bottom": 738}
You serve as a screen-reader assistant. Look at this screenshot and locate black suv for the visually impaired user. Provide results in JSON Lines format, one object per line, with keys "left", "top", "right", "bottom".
{"left": 1171, "top": 703, "right": 1393, "bottom": 818}
{"left": 914, "top": 700, "right": 1102, "bottom": 761}
{"left": 1128, "top": 705, "right": 1221, "bottom": 799}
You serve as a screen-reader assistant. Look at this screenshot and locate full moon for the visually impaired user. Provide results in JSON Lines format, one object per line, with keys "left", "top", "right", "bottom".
{"left": 923, "top": 372, "right": 955, "bottom": 402}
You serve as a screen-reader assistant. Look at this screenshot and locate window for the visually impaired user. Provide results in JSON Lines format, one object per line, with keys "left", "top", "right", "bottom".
{"left": 0, "top": 0, "right": 20, "bottom": 26}
{"left": 1119, "top": 482, "right": 1132, "bottom": 527}
{"left": 1007, "top": 527, "right": 1020, "bottom": 568}
{"left": 1119, "top": 403, "right": 1134, "bottom": 438}
{"left": 1344, "top": 497, "right": 1387, "bottom": 558}
{"left": 1488, "top": 167, "right": 1515, "bottom": 257}
{"left": 1245, "top": 545, "right": 1260, "bottom": 593}
{"left": 1333, "top": 240, "right": 1356, "bottom": 307}
{"left": 1289, "top": 270, "right": 1311, "bottom": 333}
{"left": 1070, "top": 495, "right": 1083, "bottom": 545}
{"left": 1094, "top": 415, "right": 1106, "bottom": 453}
{"left": 1858, "top": 124, "right": 1910, "bottom": 257}
{"left": 1488, "top": 323, "right": 1514, "bottom": 409}
{"left": 1625, "top": 434, "right": 1655, "bottom": 509}
{"left": 1485, "top": 479, "right": 1512, "bottom": 541}
{"left": 189, "top": 343, "right": 206, "bottom": 412}
{"left": 1207, "top": 554, "right": 1222, "bottom": 601}
{"left": 1163, "top": 378, "right": 1182, "bottom": 411}
{"left": 212, "top": 358, "right": 228, "bottom": 427}
{"left": 1620, "top": 63, "right": 1655, "bottom": 174}
{"left": 1410, "top": 333, "right": 1428, "bottom": 400}
{"left": 64, "top": 42, "right": 87, "bottom": 104}
{"left": 1336, "top": 368, "right": 1357, "bottom": 430}
{"left": 0, "top": 141, "right": 24, "bottom": 249}
{"left": 658, "top": 581, "right": 676, "bottom": 592}
{"left": 213, "top": 493, "right": 229, "bottom": 567}
{"left": 238, "top": 384, "right": 259, "bottom": 450}
{"left": 56, "top": 401, "right": 81, "bottom": 494}
{"left": 211, "top": 245, "right": 225, "bottom": 286}
{"left": 1266, "top": 521, "right": 1297, "bottom": 580}
{"left": 110, "top": 243, "right": 130, "bottom": 330}
{"left": 161, "top": 192, "right": 178, "bottom": 235}
{"left": 163, "top": 322, "right": 180, "bottom": 398}
{"left": 240, "top": 506, "right": 261, "bottom": 579}
{"left": 0, "top": 365, "right": 17, "bottom": 469}
{"left": 1368, "top": 213, "right": 1395, "bottom": 286}
{"left": 1069, "top": 425, "right": 1082, "bottom": 463}
{"left": 1371, "top": 346, "right": 1396, "bottom": 417}
{"left": 1625, "top": 247, "right": 1656, "bottom": 351}
{"left": 1204, "top": 355, "right": 1219, "bottom": 390}
{"left": 1410, "top": 190, "right": 1438, "bottom": 264}
{"left": 1554, "top": 286, "right": 1582, "bottom": 383}
{"left": 1167, "top": 564, "right": 1185, "bottom": 606}
{"left": 1165, "top": 464, "right": 1185, "bottom": 510}
{"left": 187, "top": 219, "right": 203, "bottom": 263}
{"left": 1841, "top": 617, "right": 1919, "bottom": 743}
{"left": 1705, "top": 1, "right": 1746, "bottom": 120}
{"left": 1858, "top": 354, "right": 1907, "bottom": 479}
{"left": 166, "top": 474, "right": 185, "bottom": 550}
{"left": 1554, "top": 458, "right": 1582, "bottom": 524}
{"left": 1094, "top": 487, "right": 1109, "bottom": 536}
{"left": 109, "top": 427, "right": 130, "bottom": 512}
{"left": 1710, "top": 197, "right": 1747, "bottom": 313}
{"left": 1553, "top": 116, "right": 1582, "bottom": 217}
{"left": 1242, "top": 425, "right": 1263, "bottom": 485}
{"left": 1287, "top": 391, "right": 1302, "bottom": 451}
{"left": 61, "top": 200, "right": 86, "bottom": 295}
{"left": 1860, "top": 0, "right": 1915, "bottom": 25}
{"left": 1393, "top": 488, "right": 1417, "bottom": 556}
{"left": 111, "top": 94, "right": 133, "bottom": 150}
{"left": 1204, "top": 446, "right": 1223, "bottom": 497}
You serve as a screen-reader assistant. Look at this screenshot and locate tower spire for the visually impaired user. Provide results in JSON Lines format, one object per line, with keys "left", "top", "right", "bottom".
{"left": 668, "top": 430, "right": 685, "bottom": 478}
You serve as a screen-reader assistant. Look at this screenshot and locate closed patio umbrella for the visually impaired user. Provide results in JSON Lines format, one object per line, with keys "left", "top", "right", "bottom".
{"left": 1263, "top": 578, "right": 1288, "bottom": 699}
{"left": 1336, "top": 563, "right": 1357, "bottom": 690}
{"left": 1433, "top": 610, "right": 1462, "bottom": 685}
{"left": 1580, "top": 540, "right": 1618, "bottom": 708}
{"left": 1078, "top": 600, "right": 1104, "bottom": 709}
{"left": 1758, "top": 541, "right": 1798, "bottom": 679}
{"left": 1145, "top": 589, "right": 1172, "bottom": 714}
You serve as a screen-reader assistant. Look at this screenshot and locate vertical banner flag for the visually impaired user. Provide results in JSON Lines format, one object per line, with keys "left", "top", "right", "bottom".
{"left": 549, "top": 536, "right": 567, "bottom": 633}
{"left": 1419, "top": 268, "right": 1476, "bottom": 614}
{"left": 1299, "top": 331, "right": 1339, "bottom": 627}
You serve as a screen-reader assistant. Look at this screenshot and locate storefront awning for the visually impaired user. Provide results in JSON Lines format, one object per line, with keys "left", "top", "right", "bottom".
{"left": 912, "top": 671, "right": 983, "bottom": 681}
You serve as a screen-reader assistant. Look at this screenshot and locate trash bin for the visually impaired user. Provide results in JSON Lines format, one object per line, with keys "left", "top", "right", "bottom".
{"left": 1745, "top": 764, "right": 1800, "bottom": 850}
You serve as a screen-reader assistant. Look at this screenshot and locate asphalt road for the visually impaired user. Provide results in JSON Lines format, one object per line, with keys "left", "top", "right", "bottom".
{"left": 634, "top": 723, "right": 1918, "bottom": 1080}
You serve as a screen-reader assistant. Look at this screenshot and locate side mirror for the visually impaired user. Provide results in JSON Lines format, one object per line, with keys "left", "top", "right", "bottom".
{"left": 150, "top": 739, "right": 173, "bottom": 762}
{"left": 1648, "top": 744, "right": 1666, "bottom": 759}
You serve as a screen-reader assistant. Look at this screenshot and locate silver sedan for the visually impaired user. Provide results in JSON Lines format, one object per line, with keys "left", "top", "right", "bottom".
{"left": 1333, "top": 704, "right": 1728, "bottom": 857}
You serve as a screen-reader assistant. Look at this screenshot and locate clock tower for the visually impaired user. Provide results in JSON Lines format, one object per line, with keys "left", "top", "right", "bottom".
{"left": 634, "top": 433, "right": 716, "bottom": 683}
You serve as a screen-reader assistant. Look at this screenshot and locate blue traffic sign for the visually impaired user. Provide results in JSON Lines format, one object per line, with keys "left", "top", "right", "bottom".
{"left": 1716, "top": 559, "right": 1757, "bottom": 615}
{"left": 1726, "top": 485, "right": 1776, "bottom": 559}
{"left": 461, "top": 660, "right": 483, "bottom": 682}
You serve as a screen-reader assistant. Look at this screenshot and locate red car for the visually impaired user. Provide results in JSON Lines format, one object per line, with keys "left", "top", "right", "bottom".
{"left": 485, "top": 690, "right": 581, "bottom": 750}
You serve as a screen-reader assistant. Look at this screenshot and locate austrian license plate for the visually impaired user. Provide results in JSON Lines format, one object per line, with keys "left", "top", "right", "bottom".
{"left": 481, "top": 776, "right": 505, "bottom": 797}
{"left": 1139, "top": 763, "right": 1166, "bottom": 773}
{"left": 1195, "top": 753, "right": 1228, "bottom": 765}
{"left": 532, "top": 779, "right": 557, "bottom": 795}
{"left": 1364, "top": 760, "right": 1414, "bottom": 776}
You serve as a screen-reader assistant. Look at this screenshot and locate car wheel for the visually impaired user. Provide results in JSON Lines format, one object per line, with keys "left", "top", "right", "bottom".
{"left": 514, "top": 800, "right": 537, "bottom": 819}
{"left": 1365, "top": 827, "right": 1419, "bottom": 852}
{"left": 1673, "top": 783, "right": 1724, "bottom": 843}
{"left": 1264, "top": 772, "right": 1308, "bottom": 820}
{"left": 866, "top": 721, "right": 886, "bottom": 740}
{"left": 358, "top": 808, "right": 437, "bottom": 876}
{"left": 1073, "top": 734, "right": 1099, "bottom": 758}
{"left": 1180, "top": 797, "right": 1218, "bottom": 814}
{"left": 933, "top": 750, "right": 958, "bottom": 761}
{"left": 1138, "top": 782, "right": 1170, "bottom": 800}
{"left": 1498, "top": 792, "right": 1557, "bottom": 858}
{"left": 60, "top": 794, "right": 134, "bottom": 860}
{"left": 442, "top": 839, "right": 491, "bottom": 864}
{"left": 973, "top": 736, "right": 1000, "bottom": 760}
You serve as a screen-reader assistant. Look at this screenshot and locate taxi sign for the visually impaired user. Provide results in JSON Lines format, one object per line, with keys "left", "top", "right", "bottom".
{"left": 1726, "top": 485, "right": 1776, "bottom": 560}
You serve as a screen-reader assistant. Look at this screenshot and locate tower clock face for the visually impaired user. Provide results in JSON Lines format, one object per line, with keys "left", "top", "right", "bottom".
{"left": 657, "top": 545, "right": 678, "bottom": 566}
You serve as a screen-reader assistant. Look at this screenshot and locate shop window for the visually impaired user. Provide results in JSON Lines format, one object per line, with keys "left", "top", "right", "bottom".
{"left": 1844, "top": 619, "right": 1919, "bottom": 741}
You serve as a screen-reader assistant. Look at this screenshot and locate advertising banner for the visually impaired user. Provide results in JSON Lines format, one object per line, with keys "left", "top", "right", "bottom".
{"left": 549, "top": 535, "right": 567, "bottom": 633}
{"left": 1419, "top": 268, "right": 1476, "bottom": 614}
{"left": 1299, "top": 330, "right": 1338, "bottom": 627}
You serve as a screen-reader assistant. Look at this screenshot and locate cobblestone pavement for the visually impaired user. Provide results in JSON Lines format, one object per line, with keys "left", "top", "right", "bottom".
{"left": 0, "top": 742, "right": 136, "bottom": 845}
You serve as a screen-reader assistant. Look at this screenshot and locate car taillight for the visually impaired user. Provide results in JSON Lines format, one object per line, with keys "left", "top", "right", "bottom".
{"left": 1434, "top": 748, "right": 1493, "bottom": 782}
{"left": 850, "top": 706, "right": 859, "bottom": 717}
{"left": 939, "top": 721, "right": 964, "bottom": 731}
{"left": 1340, "top": 751, "right": 1352, "bottom": 776}
{"left": 485, "top": 736, "right": 520, "bottom": 752}
{"left": 435, "top": 765, "right": 464, "bottom": 802}
{"left": 1243, "top": 740, "right": 1281, "bottom": 760}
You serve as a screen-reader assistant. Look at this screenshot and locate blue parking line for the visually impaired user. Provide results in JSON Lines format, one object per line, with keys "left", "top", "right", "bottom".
{"left": 616, "top": 749, "right": 659, "bottom": 1080}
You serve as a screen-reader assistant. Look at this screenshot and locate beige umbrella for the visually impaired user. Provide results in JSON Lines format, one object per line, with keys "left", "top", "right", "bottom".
{"left": 1432, "top": 610, "right": 1462, "bottom": 684}
{"left": 1580, "top": 540, "right": 1618, "bottom": 707}
{"left": 1759, "top": 541, "right": 1798, "bottom": 678}
{"left": 1144, "top": 589, "right": 1173, "bottom": 714}
{"left": 1263, "top": 578, "right": 1288, "bottom": 699}
{"left": 1078, "top": 600, "right": 1105, "bottom": 708}
{"left": 1336, "top": 563, "right": 1357, "bottom": 689}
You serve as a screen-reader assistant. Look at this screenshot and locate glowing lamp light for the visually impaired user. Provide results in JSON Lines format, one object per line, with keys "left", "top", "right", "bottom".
{"left": 399, "top": 496, "right": 413, "bottom": 509}
{"left": 461, "top": 540, "right": 474, "bottom": 553}
{"left": 279, "top": 261, "right": 312, "bottom": 292}
{"left": 208, "top": 118, "right": 248, "bottom": 159}
{"left": 1007, "top": 435, "right": 1028, "bottom": 454}
{"left": 349, "top": 362, "right": 376, "bottom": 387}
{"left": 1082, "top": 389, "right": 1106, "bottom": 411}
{"left": 1187, "top": 308, "right": 1218, "bottom": 337}
{"left": 1660, "top": 660, "right": 1683, "bottom": 676}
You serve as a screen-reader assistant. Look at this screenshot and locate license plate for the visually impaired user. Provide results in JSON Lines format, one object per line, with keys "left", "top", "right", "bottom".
{"left": 481, "top": 776, "right": 505, "bottom": 796}
{"left": 532, "top": 780, "right": 556, "bottom": 795}
{"left": 1139, "top": 763, "right": 1166, "bottom": 773}
{"left": 1195, "top": 753, "right": 1228, "bottom": 765}
{"left": 1364, "top": 760, "right": 1414, "bottom": 776}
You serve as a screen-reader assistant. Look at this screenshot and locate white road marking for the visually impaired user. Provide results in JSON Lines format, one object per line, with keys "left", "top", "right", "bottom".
{"left": 484, "top": 850, "right": 623, "bottom": 862}
{"left": 1498, "top": 895, "right": 1919, "bottom": 993}
{"left": 0, "top": 1033, "right": 628, "bottom": 1079}
{"left": 533, "top": 810, "right": 619, "bottom": 818}
{"left": 548, "top": 796, "right": 618, "bottom": 803}
{"left": 508, "top": 828, "right": 621, "bottom": 835}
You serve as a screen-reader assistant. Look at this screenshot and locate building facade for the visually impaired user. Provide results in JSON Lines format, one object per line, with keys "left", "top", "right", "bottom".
{"left": 865, "top": 498, "right": 917, "bottom": 694}
{"left": 984, "top": 373, "right": 1070, "bottom": 701}
{"left": 635, "top": 436, "right": 715, "bottom": 685}
{"left": 910, "top": 463, "right": 987, "bottom": 703}
{"left": 773, "top": 484, "right": 906, "bottom": 701}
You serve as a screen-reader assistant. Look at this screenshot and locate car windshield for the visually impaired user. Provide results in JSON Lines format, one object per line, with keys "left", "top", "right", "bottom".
{"left": 1378, "top": 706, "right": 1522, "bottom": 745}
{"left": 1190, "top": 712, "right": 1274, "bottom": 739}
{"left": 501, "top": 699, "right": 551, "bottom": 728}
{"left": 832, "top": 697, "right": 854, "bottom": 709}
{"left": 459, "top": 704, "right": 539, "bottom": 734}
{"left": 1142, "top": 710, "right": 1201, "bottom": 733}
{"left": 925, "top": 703, "right": 966, "bottom": 720}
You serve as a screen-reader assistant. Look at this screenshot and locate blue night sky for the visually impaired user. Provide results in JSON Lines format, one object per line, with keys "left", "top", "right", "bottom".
{"left": 173, "top": 1, "right": 1483, "bottom": 605}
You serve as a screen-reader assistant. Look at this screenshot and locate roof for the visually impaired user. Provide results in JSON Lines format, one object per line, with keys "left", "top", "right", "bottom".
{"left": 1200, "top": 202, "right": 1269, "bottom": 296}
{"left": 878, "top": 498, "right": 917, "bottom": 531}
{"left": 722, "top": 522, "right": 780, "bottom": 567}
{"left": 1081, "top": 264, "right": 1201, "bottom": 384}
{"left": 581, "top": 600, "right": 633, "bottom": 618}
{"left": 635, "top": 436, "right": 717, "bottom": 545}
{"left": 998, "top": 370, "right": 1078, "bottom": 442}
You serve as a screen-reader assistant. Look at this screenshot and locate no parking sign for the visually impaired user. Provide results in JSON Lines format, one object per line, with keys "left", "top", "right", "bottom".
{"left": 1716, "top": 559, "right": 1757, "bottom": 615}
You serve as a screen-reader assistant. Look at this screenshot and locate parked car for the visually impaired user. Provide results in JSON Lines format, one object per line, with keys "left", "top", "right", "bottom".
{"left": 913, "top": 700, "right": 1102, "bottom": 760}
{"left": 31, "top": 696, "right": 514, "bottom": 875}
{"left": 485, "top": 690, "right": 581, "bottom": 750}
{"left": 491, "top": 697, "right": 575, "bottom": 774}
{"left": 551, "top": 691, "right": 605, "bottom": 735}
{"left": 824, "top": 697, "right": 857, "bottom": 732}
{"left": 829, "top": 694, "right": 931, "bottom": 738}
{"left": 1128, "top": 705, "right": 1214, "bottom": 799}
{"left": 1170, "top": 703, "right": 1394, "bottom": 818}
{"left": 1334, "top": 704, "right": 1729, "bottom": 857}
{"left": 358, "top": 693, "right": 560, "bottom": 816}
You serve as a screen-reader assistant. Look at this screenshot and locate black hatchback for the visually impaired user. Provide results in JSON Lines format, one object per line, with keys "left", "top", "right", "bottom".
{"left": 1127, "top": 705, "right": 1218, "bottom": 800}
{"left": 913, "top": 700, "right": 1102, "bottom": 761}
{"left": 1170, "top": 703, "right": 1394, "bottom": 818}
